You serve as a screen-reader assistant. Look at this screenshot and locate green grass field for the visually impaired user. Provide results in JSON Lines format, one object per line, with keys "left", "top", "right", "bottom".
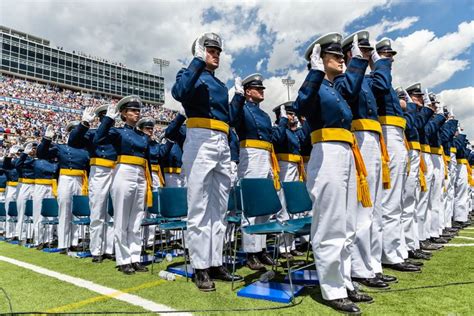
{"left": 1, "top": 229, "right": 474, "bottom": 315}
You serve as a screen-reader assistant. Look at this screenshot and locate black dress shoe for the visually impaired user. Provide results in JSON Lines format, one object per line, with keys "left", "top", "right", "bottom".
{"left": 420, "top": 241, "right": 442, "bottom": 251}
{"left": 352, "top": 277, "right": 389, "bottom": 288}
{"left": 194, "top": 269, "right": 215, "bottom": 292}
{"left": 92, "top": 255, "right": 103, "bottom": 263}
{"left": 416, "top": 249, "right": 432, "bottom": 257}
{"left": 132, "top": 262, "right": 149, "bottom": 272}
{"left": 375, "top": 273, "right": 397, "bottom": 283}
{"left": 246, "top": 253, "right": 266, "bottom": 271}
{"left": 430, "top": 237, "right": 448, "bottom": 244}
{"left": 296, "top": 241, "right": 309, "bottom": 252}
{"left": 409, "top": 250, "right": 430, "bottom": 260}
{"left": 118, "top": 264, "right": 135, "bottom": 275}
{"left": 36, "top": 243, "right": 45, "bottom": 250}
{"left": 279, "top": 252, "right": 293, "bottom": 260}
{"left": 103, "top": 253, "right": 116, "bottom": 260}
{"left": 59, "top": 248, "right": 68, "bottom": 255}
{"left": 383, "top": 262, "right": 421, "bottom": 272}
{"left": 209, "top": 265, "right": 243, "bottom": 282}
{"left": 446, "top": 227, "right": 459, "bottom": 233}
{"left": 290, "top": 249, "right": 304, "bottom": 257}
{"left": 405, "top": 259, "right": 423, "bottom": 267}
{"left": 259, "top": 251, "right": 280, "bottom": 266}
{"left": 324, "top": 298, "right": 361, "bottom": 314}
{"left": 347, "top": 289, "right": 374, "bottom": 303}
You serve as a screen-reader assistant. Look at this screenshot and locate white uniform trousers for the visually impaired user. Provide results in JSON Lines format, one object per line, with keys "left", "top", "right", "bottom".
{"left": 381, "top": 125, "right": 407, "bottom": 265}
{"left": 89, "top": 165, "right": 114, "bottom": 257}
{"left": 277, "top": 160, "right": 300, "bottom": 252}
{"left": 111, "top": 163, "right": 146, "bottom": 266}
{"left": 445, "top": 154, "right": 457, "bottom": 228}
{"left": 351, "top": 131, "right": 381, "bottom": 279}
{"left": 32, "top": 184, "right": 54, "bottom": 245}
{"left": 57, "top": 175, "right": 82, "bottom": 249}
{"left": 0, "top": 191, "right": 5, "bottom": 233}
{"left": 4, "top": 185, "right": 18, "bottom": 238}
{"left": 164, "top": 172, "right": 186, "bottom": 188}
{"left": 182, "top": 128, "right": 231, "bottom": 270}
{"left": 453, "top": 163, "right": 469, "bottom": 222}
{"left": 429, "top": 154, "right": 444, "bottom": 237}
{"left": 15, "top": 183, "right": 34, "bottom": 240}
{"left": 417, "top": 153, "right": 433, "bottom": 241}
{"left": 307, "top": 142, "right": 356, "bottom": 300}
{"left": 239, "top": 147, "right": 273, "bottom": 253}
{"left": 401, "top": 149, "right": 421, "bottom": 254}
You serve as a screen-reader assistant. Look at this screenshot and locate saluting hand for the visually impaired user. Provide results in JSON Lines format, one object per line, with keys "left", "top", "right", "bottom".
{"left": 403, "top": 89, "right": 413, "bottom": 103}
{"left": 194, "top": 34, "right": 207, "bottom": 61}
{"left": 234, "top": 76, "right": 244, "bottom": 95}
{"left": 106, "top": 103, "right": 120, "bottom": 120}
{"left": 351, "top": 34, "right": 363, "bottom": 59}
{"left": 82, "top": 106, "right": 96, "bottom": 124}
{"left": 422, "top": 89, "right": 432, "bottom": 108}
{"left": 371, "top": 47, "right": 382, "bottom": 63}
{"left": 310, "top": 44, "right": 324, "bottom": 72}
{"left": 280, "top": 104, "right": 288, "bottom": 119}
{"left": 44, "top": 124, "right": 55, "bottom": 139}
{"left": 24, "top": 143, "right": 33, "bottom": 155}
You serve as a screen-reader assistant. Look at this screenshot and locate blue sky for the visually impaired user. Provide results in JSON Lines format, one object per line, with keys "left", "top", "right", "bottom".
{"left": 2, "top": 0, "right": 473, "bottom": 138}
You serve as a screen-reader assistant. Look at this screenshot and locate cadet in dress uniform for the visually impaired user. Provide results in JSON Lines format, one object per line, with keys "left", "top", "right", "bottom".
{"left": 2, "top": 146, "right": 20, "bottom": 239}
{"left": 232, "top": 73, "right": 284, "bottom": 270}
{"left": 272, "top": 101, "right": 305, "bottom": 259}
{"left": 398, "top": 88, "right": 434, "bottom": 261}
{"left": 453, "top": 133, "right": 471, "bottom": 226}
{"left": 293, "top": 33, "right": 371, "bottom": 313}
{"left": 406, "top": 84, "right": 444, "bottom": 251}
{"left": 439, "top": 116, "right": 458, "bottom": 236}
{"left": 341, "top": 31, "right": 393, "bottom": 288}
{"left": 171, "top": 32, "right": 245, "bottom": 291}
{"left": 13, "top": 142, "right": 37, "bottom": 242}
{"left": 0, "top": 162, "right": 7, "bottom": 235}
{"left": 69, "top": 104, "right": 116, "bottom": 263}
{"left": 163, "top": 113, "right": 187, "bottom": 187}
{"left": 94, "top": 96, "right": 152, "bottom": 275}
{"left": 32, "top": 154, "right": 58, "bottom": 248}
{"left": 37, "top": 122, "right": 89, "bottom": 253}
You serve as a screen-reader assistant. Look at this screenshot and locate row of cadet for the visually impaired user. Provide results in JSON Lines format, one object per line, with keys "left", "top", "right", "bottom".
{"left": 1, "top": 29, "right": 473, "bottom": 315}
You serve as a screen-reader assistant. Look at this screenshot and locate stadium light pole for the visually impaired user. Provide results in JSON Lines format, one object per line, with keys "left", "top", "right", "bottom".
{"left": 281, "top": 76, "right": 295, "bottom": 101}
{"left": 153, "top": 58, "right": 170, "bottom": 77}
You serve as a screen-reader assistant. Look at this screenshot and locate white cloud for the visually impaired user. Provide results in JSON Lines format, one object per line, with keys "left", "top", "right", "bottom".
{"left": 256, "top": 58, "right": 265, "bottom": 72}
{"left": 392, "top": 21, "right": 474, "bottom": 89}
{"left": 257, "top": 0, "right": 389, "bottom": 73}
{"left": 365, "top": 16, "right": 419, "bottom": 41}
{"left": 438, "top": 87, "right": 474, "bottom": 140}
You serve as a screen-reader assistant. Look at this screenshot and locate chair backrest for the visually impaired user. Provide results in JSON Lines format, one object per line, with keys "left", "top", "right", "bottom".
{"left": 158, "top": 187, "right": 187, "bottom": 218}
{"left": 107, "top": 195, "right": 114, "bottom": 218}
{"left": 72, "top": 195, "right": 91, "bottom": 217}
{"left": 147, "top": 191, "right": 160, "bottom": 215}
{"left": 41, "top": 198, "right": 58, "bottom": 218}
{"left": 24, "top": 200, "right": 33, "bottom": 217}
{"left": 239, "top": 178, "right": 282, "bottom": 218}
{"left": 0, "top": 202, "right": 5, "bottom": 217}
{"left": 281, "top": 181, "right": 313, "bottom": 215}
{"left": 8, "top": 201, "right": 18, "bottom": 217}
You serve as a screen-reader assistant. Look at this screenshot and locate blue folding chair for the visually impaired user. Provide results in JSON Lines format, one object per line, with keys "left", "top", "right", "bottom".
{"left": 140, "top": 192, "right": 163, "bottom": 268}
{"left": 40, "top": 198, "right": 59, "bottom": 248}
{"left": 236, "top": 178, "right": 308, "bottom": 300}
{"left": 224, "top": 186, "right": 242, "bottom": 266}
{"left": 0, "top": 202, "right": 6, "bottom": 238}
{"left": 7, "top": 201, "right": 18, "bottom": 224}
{"left": 72, "top": 195, "right": 91, "bottom": 253}
{"left": 158, "top": 187, "right": 189, "bottom": 280}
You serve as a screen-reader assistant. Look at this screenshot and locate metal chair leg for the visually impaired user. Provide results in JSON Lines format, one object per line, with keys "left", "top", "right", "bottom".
{"left": 181, "top": 228, "right": 189, "bottom": 282}
{"left": 283, "top": 236, "right": 295, "bottom": 304}
{"left": 231, "top": 227, "right": 240, "bottom": 291}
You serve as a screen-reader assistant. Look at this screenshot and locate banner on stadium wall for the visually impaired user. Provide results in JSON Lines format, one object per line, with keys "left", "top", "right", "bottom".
{"left": 0, "top": 96, "right": 82, "bottom": 114}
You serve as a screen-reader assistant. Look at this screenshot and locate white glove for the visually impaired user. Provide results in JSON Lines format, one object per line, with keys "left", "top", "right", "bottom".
{"left": 422, "top": 89, "right": 431, "bottom": 107}
{"left": 234, "top": 76, "right": 244, "bottom": 95}
{"left": 44, "top": 125, "right": 55, "bottom": 139}
{"left": 24, "top": 143, "right": 33, "bottom": 155}
{"left": 280, "top": 104, "right": 288, "bottom": 119}
{"left": 351, "top": 34, "right": 363, "bottom": 59}
{"left": 435, "top": 103, "right": 443, "bottom": 115}
{"left": 8, "top": 146, "right": 17, "bottom": 157}
{"left": 403, "top": 89, "right": 413, "bottom": 103}
{"left": 310, "top": 44, "right": 325, "bottom": 72}
{"left": 106, "top": 103, "right": 120, "bottom": 120}
{"left": 178, "top": 108, "right": 186, "bottom": 118}
{"left": 371, "top": 49, "right": 382, "bottom": 63}
{"left": 81, "top": 106, "right": 95, "bottom": 124}
{"left": 194, "top": 34, "right": 207, "bottom": 61}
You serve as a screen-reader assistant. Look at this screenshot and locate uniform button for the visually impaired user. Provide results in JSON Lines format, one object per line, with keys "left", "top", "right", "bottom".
{"left": 331, "top": 92, "right": 335, "bottom": 95}
{"left": 259, "top": 136, "right": 262, "bottom": 139}
{"left": 210, "top": 106, "right": 214, "bottom": 110}
{"left": 341, "top": 118, "right": 345, "bottom": 123}
{"left": 337, "top": 99, "right": 340, "bottom": 102}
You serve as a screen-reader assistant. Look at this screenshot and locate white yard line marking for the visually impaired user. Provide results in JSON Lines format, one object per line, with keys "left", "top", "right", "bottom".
{"left": 454, "top": 236, "right": 474, "bottom": 241}
{"left": 0, "top": 255, "right": 190, "bottom": 315}
{"left": 444, "top": 244, "right": 474, "bottom": 247}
